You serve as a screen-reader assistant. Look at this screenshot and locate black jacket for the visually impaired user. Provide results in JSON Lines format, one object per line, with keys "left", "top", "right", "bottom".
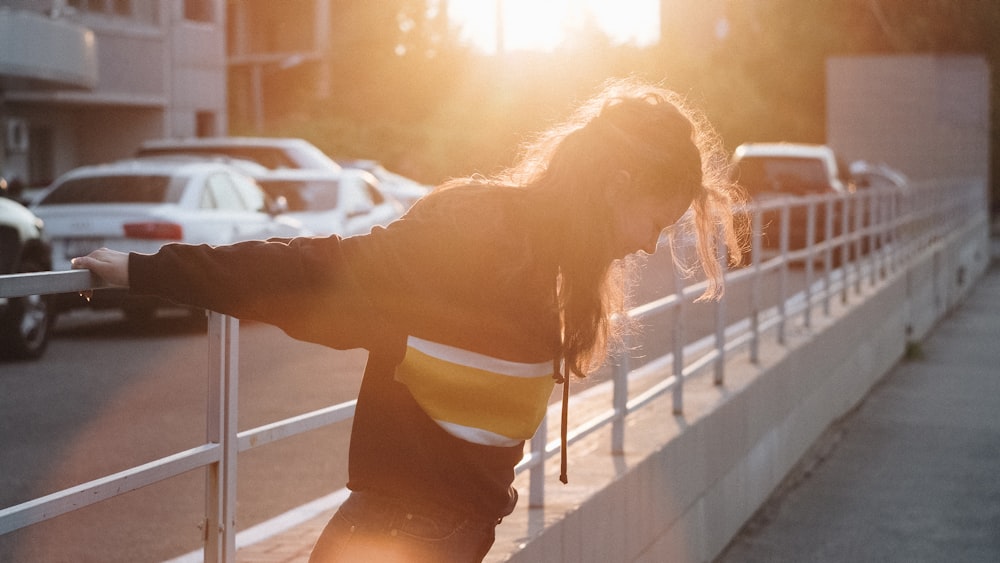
{"left": 129, "top": 185, "right": 562, "bottom": 519}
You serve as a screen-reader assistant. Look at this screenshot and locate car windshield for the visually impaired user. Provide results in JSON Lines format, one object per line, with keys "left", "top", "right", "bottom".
{"left": 736, "top": 157, "right": 831, "bottom": 195}
{"left": 38, "top": 175, "right": 178, "bottom": 204}
{"left": 139, "top": 144, "right": 340, "bottom": 171}
{"left": 139, "top": 146, "right": 298, "bottom": 169}
{"left": 257, "top": 179, "right": 339, "bottom": 212}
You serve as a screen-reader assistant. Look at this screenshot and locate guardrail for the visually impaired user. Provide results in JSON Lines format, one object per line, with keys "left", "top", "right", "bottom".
{"left": 0, "top": 177, "right": 986, "bottom": 562}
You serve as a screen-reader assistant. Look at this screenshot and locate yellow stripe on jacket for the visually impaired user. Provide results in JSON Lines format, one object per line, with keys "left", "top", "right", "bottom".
{"left": 395, "top": 336, "right": 555, "bottom": 447}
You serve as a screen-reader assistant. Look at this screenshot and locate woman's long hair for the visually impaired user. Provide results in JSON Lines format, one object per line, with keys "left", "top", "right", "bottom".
{"left": 448, "top": 78, "right": 743, "bottom": 378}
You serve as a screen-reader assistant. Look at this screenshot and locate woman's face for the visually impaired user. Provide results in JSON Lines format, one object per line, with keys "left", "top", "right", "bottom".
{"left": 609, "top": 184, "right": 692, "bottom": 259}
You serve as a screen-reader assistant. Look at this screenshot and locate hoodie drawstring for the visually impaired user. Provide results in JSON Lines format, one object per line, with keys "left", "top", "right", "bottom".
{"left": 553, "top": 356, "right": 569, "bottom": 484}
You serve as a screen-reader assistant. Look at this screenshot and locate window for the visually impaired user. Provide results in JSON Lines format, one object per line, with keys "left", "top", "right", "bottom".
{"left": 202, "top": 174, "right": 246, "bottom": 210}
{"left": 362, "top": 178, "right": 385, "bottom": 205}
{"left": 195, "top": 111, "right": 217, "bottom": 137}
{"left": 340, "top": 180, "right": 374, "bottom": 217}
{"left": 38, "top": 176, "right": 173, "bottom": 205}
{"left": 67, "top": 0, "right": 132, "bottom": 16}
{"left": 736, "top": 157, "right": 832, "bottom": 196}
{"left": 28, "top": 126, "right": 54, "bottom": 187}
{"left": 113, "top": 0, "right": 132, "bottom": 17}
{"left": 184, "top": 0, "right": 214, "bottom": 23}
{"left": 231, "top": 175, "right": 267, "bottom": 213}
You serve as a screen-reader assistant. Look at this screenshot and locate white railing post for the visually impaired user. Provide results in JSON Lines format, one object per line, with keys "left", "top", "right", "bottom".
{"left": 869, "top": 191, "right": 880, "bottom": 286}
{"left": 854, "top": 192, "right": 864, "bottom": 295}
{"left": 841, "top": 193, "right": 851, "bottom": 304}
{"left": 822, "top": 195, "right": 834, "bottom": 316}
{"left": 749, "top": 208, "right": 762, "bottom": 364}
{"left": 671, "top": 254, "right": 685, "bottom": 415}
{"left": 777, "top": 204, "right": 790, "bottom": 345}
{"left": 527, "top": 413, "right": 546, "bottom": 508}
{"left": 204, "top": 312, "right": 239, "bottom": 563}
{"left": 611, "top": 341, "right": 630, "bottom": 454}
{"left": 804, "top": 198, "right": 816, "bottom": 328}
{"left": 713, "top": 227, "right": 727, "bottom": 386}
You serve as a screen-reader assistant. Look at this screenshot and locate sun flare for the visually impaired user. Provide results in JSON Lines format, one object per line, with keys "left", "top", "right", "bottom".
{"left": 449, "top": 0, "right": 660, "bottom": 54}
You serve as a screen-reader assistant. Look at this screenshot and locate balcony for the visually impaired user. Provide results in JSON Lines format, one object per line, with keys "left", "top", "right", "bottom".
{"left": 0, "top": 8, "right": 97, "bottom": 91}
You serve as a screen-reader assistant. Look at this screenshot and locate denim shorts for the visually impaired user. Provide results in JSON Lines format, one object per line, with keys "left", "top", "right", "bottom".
{"left": 308, "top": 491, "right": 500, "bottom": 562}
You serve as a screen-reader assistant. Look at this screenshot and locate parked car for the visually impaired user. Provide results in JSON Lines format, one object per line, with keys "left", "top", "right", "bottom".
{"left": 253, "top": 168, "right": 405, "bottom": 237}
{"left": 31, "top": 157, "right": 306, "bottom": 322}
{"left": 136, "top": 136, "right": 432, "bottom": 209}
{"left": 849, "top": 160, "right": 911, "bottom": 246}
{"left": 850, "top": 160, "right": 908, "bottom": 191}
{"left": 0, "top": 192, "right": 53, "bottom": 359}
{"left": 136, "top": 136, "right": 343, "bottom": 172}
{"left": 334, "top": 158, "right": 431, "bottom": 208}
{"left": 731, "top": 143, "right": 853, "bottom": 263}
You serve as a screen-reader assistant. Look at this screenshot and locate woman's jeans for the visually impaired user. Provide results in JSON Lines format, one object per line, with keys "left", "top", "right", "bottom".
{"left": 308, "top": 491, "right": 500, "bottom": 562}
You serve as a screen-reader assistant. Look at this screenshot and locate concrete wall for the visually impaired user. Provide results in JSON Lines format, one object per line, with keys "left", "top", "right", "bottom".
{"left": 488, "top": 215, "right": 991, "bottom": 563}
{"left": 826, "top": 55, "right": 990, "bottom": 184}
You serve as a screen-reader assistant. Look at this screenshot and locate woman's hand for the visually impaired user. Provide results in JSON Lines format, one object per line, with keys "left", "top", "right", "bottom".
{"left": 71, "top": 248, "right": 130, "bottom": 288}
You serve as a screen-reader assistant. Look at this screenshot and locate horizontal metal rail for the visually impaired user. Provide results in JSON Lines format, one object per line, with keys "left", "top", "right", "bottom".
{"left": 0, "top": 177, "right": 987, "bottom": 562}
{"left": 237, "top": 401, "right": 356, "bottom": 452}
{"left": 0, "top": 444, "right": 220, "bottom": 535}
{"left": 0, "top": 269, "right": 106, "bottom": 299}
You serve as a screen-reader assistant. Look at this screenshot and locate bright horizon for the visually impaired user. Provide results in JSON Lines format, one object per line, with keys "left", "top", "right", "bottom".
{"left": 449, "top": 0, "right": 661, "bottom": 54}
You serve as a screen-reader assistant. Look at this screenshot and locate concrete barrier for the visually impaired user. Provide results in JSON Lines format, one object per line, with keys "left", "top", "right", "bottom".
{"left": 488, "top": 216, "right": 991, "bottom": 563}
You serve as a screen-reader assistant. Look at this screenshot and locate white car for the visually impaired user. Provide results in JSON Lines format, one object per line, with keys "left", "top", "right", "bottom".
{"left": 32, "top": 157, "right": 307, "bottom": 321}
{"left": 731, "top": 143, "right": 854, "bottom": 263}
{"left": 732, "top": 143, "right": 851, "bottom": 196}
{"left": 849, "top": 160, "right": 909, "bottom": 191}
{"left": 335, "top": 159, "right": 431, "bottom": 208}
{"left": 137, "top": 136, "right": 343, "bottom": 172}
{"left": 136, "top": 137, "right": 431, "bottom": 209}
{"left": 252, "top": 168, "right": 405, "bottom": 237}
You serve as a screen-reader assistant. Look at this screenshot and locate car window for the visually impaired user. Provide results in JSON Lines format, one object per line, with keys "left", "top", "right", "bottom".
{"left": 854, "top": 172, "right": 898, "bottom": 190}
{"left": 231, "top": 174, "right": 266, "bottom": 212}
{"left": 361, "top": 177, "right": 385, "bottom": 205}
{"left": 340, "top": 180, "right": 373, "bottom": 213}
{"left": 37, "top": 175, "right": 175, "bottom": 204}
{"left": 736, "top": 157, "right": 832, "bottom": 195}
{"left": 202, "top": 173, "right": 247, "bottom": 211}
{"left": 283, "top": 144, "right": 340, "bottom": 170}
{"left": 258, "top": 179, "right": 339, "bottom": 211}
{"left": 140, "top": 146, "right": 297, "bottom": 169}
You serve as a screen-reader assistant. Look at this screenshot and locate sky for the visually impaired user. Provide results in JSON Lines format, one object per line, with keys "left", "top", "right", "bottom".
{"left": 448, "top": 0, "right": 661, "bottom": 53}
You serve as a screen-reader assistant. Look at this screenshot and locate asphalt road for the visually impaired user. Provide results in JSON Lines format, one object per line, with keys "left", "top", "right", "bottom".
{"left": 0, "top": 253, "right": 808, "bottom": 562}
{"left": 0, "top": 309, "right": 368, "bottom": 563}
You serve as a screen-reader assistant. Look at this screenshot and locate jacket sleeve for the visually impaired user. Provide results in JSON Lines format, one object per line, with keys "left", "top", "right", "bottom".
{"left": 128, "top": 232, "right": 392, "bottom": 350}
{"left": 127, "top": 188, "right": 539, "bottom": 354}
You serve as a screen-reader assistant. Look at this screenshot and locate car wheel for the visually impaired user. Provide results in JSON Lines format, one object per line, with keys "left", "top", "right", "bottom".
{"left": 0, "top": 259, "right": 53, "bottom": 360}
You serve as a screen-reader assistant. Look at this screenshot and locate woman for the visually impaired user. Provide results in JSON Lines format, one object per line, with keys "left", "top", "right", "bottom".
{"left": 72, "top": 77, "right": 742, "bottom": 562}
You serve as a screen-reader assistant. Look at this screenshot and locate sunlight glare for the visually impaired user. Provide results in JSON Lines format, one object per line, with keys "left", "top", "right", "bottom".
{"left": 450, "top": 0, "right": 660, "bottom": 54}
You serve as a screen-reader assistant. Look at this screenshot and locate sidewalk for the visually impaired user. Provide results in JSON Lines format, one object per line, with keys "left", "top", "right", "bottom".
{"left": 234, "top": 242, "right": 1000, "bottom": 563}
{"left": 716, "top": 242, "right": 1000, "bottom": 562}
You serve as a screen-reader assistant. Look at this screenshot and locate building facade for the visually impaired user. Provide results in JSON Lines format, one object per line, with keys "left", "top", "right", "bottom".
{"left": 0, "top": 0, "right": 226, "bottom": 189}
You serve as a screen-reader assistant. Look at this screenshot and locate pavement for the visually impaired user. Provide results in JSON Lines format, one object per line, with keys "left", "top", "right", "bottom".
{"left": 716, "top": 240, "right": 1000, "bottom": 563}
{"left": 230, "top": 239, "right": 1000, "bottom": 563}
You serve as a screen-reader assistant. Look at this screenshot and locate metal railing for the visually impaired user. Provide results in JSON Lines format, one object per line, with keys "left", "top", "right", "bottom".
{"left": 0, "top": 177, "right": 987, "bottom": 562}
